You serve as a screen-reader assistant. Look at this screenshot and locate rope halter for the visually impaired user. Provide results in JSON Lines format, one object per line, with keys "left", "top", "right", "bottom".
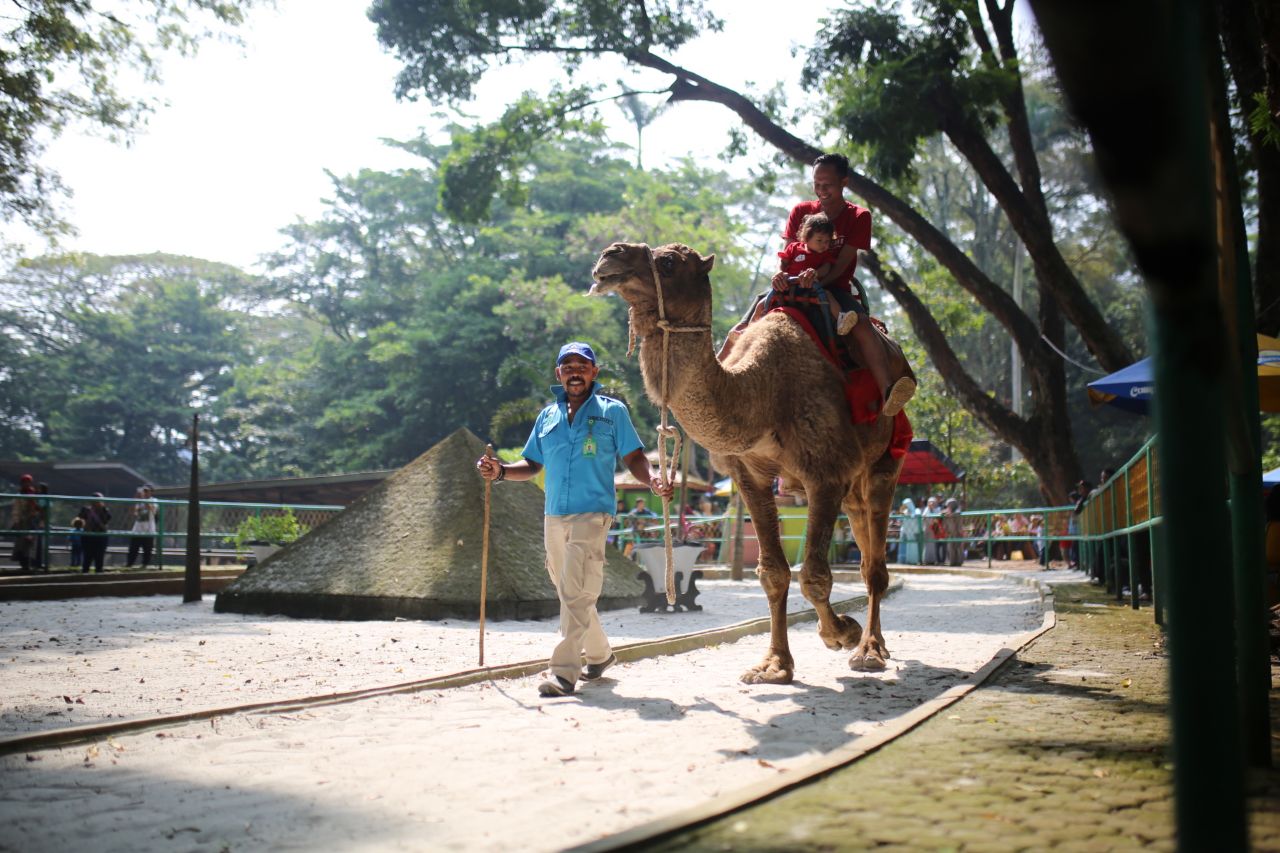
{"left": 637, "top": 244, "right": 711, "bottom": 605}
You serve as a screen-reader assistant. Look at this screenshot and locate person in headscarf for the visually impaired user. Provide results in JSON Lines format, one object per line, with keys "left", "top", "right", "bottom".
{"left": 922, "top": 495, "right": 943, "bottom": 564}
{"left": 896, "top": 497, "right": 922, "bottom": 564}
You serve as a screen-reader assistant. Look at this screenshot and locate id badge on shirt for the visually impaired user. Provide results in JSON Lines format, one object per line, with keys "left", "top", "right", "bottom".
{"left": 582, "top": 435, "right": 597, "bottom": 457}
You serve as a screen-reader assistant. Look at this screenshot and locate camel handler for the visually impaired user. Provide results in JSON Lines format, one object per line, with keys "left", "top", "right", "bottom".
{"left": 476, "top": 341, "right": 673, "bottom": 697}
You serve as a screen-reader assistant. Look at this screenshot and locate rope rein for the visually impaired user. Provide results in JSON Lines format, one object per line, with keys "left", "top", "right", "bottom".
{"left": 641, "top": 246, "right": 711, "bottom": 606}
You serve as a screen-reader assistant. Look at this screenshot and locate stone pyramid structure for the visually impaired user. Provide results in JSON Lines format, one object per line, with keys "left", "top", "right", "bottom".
{"left": 215, "top": 428, "right": 644, "bottom": 621}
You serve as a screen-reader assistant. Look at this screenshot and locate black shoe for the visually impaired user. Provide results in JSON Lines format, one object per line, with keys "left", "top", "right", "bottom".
{"left": 538, "top": 675, "right": 575, "bottom": 697}
{"left": 582, "top": 654, "right": 617, "bottom": 681}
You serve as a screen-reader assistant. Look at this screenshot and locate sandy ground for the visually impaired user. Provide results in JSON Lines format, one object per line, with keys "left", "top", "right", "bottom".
{"left": 0, "top": 571, "right": 1064, "bottom": 853}
{"left": 0, "top": 579, "right": 873, "bottom": 736}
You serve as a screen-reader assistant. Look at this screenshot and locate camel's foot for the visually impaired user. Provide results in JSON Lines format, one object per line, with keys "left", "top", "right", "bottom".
{"left": 848, "top": 636, "right": 890, "bottom": 671}
{"left": 818, "top": 613, "right": 863, "bottom": 651}
{"left": 741, "top": 653, "right": 794, "bottom": 685}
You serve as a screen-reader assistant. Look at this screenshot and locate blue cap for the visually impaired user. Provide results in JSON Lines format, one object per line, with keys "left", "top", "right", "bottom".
{"left": 557, "top": 341, "right": 597, "bottom": 365}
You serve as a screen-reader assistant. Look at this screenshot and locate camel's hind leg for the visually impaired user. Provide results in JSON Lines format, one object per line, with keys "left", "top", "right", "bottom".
{"left": 797, "top": 480, "right": 863, "bottom": 653}
{"left": 732, "top": 461, "right": 795, "bottom": 685}
{"left": 845, "top": 462, "right": 901, "bottom": 671}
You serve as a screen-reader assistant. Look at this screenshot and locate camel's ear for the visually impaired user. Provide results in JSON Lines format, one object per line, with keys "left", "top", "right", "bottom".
{"left": 699, "top": 254, "right": 716, "bottom": 274}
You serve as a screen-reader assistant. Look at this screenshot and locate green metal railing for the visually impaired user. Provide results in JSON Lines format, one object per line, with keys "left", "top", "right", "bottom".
{"left": 1074, "top": 435, "right": 1162, "bottom": 617}
{"left": 607, "top": 504, "right": 1085, "bottom": 569}
{"left": 1, "top": 493, "right": 344, "bottom": 570}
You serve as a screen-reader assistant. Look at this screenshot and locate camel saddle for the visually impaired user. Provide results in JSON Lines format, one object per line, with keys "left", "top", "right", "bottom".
{"left": 749, "top": 286, "right": 912, "bottom": 453}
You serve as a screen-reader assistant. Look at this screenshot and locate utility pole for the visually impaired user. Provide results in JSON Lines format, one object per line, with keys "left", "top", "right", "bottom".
{"left": 183, "top": 413, "right": 202, "bottom": 603}
{"left": 1010, "top": 247, "right": 1024, "bottom": 462}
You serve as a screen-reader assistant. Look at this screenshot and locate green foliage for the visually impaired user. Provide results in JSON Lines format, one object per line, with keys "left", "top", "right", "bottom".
{"left": 868, "top": 65, "right": 1149, "bottom": 491}
{"left": 1262, "top": 414, "right": 1280, "bottom": 473}
{"left": 494, "top": 445, "right": 545, "bottom": 489}
{"left": 440, "top": 88, "right": 606, "bottom": 223}
{"left": 230, "top": 508, "right": 307, "bottom": 550}
{"left": 1, "top": 0, "right": 258, "bottom": 234}
{"left": 1249, "top": 92, "right": 1280, "bottom": 150}
{"left": 804, "top": 1, "right": 1011, "bottom": 181}
{"left": 204, "top": 310, "right": 322, "bottom": 481}
{"left": 369, "top": 0, "right": 721, "bottom": 105}
{"left": 0, "top": 253, "right": 251, "bottom": 482}
{"left": 573, "top": 160, "right": 763, "bottom": 338}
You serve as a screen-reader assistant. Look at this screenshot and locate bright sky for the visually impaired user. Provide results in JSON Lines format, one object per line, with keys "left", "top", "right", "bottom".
{"left": 5, "top": 1, "right": 833, "bottom": 271}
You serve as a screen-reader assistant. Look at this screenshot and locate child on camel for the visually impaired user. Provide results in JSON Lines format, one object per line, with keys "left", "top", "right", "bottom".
{"left": 773, "top": 212, "right": 859, "bottom": 336}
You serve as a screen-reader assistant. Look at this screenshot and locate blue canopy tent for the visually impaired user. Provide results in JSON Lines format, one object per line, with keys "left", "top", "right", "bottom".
{"left": 1093, "top": 358, "right": 1280, "bottom": 493}
{"left": 1088, "top": 334, "right": 1280, "bottom": 416}
{"left": 1086, "top": 357, "right": 1154, "bottom": 414}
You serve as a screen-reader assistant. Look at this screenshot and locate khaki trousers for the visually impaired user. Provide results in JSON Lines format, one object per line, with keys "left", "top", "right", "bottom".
{"left": 544, "top": 512, "right": 613, "bottom": 685}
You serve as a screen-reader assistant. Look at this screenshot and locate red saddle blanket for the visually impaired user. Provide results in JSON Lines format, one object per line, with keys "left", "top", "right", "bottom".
{"left": 771, "top": 306, "right": 913, "bottom": 459}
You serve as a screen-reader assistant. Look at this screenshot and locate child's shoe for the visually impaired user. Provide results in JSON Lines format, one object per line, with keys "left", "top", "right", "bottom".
{"left": 836, "top": 311, "right": 859, "bottom": 335}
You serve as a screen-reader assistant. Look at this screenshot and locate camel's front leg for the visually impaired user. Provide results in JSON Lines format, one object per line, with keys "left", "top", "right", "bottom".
{"left": 734, "top": 468, "right": 794, "bottom": 684}
{"left": 850, "top": 582, "right": 889, "bottom": 670}
{"left": 848, "top": 494, "right": 892, "bottom": 671}
{"left": 798, "top": 482, "right": 862, "bottom": 652}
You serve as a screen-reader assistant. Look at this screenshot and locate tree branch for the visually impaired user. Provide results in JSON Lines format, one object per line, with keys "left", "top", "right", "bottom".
{"left": 630, "top": 50, "right": 822, "bottom": 163}
{"left": 862, "top": 250, "right": 1033, "bottom": 447}
{"left": 491, "top": 42, "right": 613, "bottom": 56}
{"left": 982, "top": 0, "right": 1051, "bottom": 227}
{"left": 942, "top": 113, "right": 1136, "bottom": 370}
{"left": 624, "top": 49, "right": 1055, "bottom": 368}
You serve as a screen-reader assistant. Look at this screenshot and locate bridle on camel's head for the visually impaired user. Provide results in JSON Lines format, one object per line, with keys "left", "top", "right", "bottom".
{"left": 631, "top": 242, "right": 712, "bottom": 607}
{"left": 627, "top": 243, "right": 713, "bottom": 360}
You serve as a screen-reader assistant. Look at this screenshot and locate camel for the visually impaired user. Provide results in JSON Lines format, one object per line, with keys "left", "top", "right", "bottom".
{"left": 590, "top": 242, "right": 907, "bottom": 682}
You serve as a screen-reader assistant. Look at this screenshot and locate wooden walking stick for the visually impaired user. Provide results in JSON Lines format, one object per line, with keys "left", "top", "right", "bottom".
{"left": 479, "top": 443, "right": 495, "bottom": 666}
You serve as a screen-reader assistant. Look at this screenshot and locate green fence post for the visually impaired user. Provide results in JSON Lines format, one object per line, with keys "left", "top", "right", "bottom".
{"left": 1041, "top": 511, "right": 1050, "bottom": 569}
{"left": 1124, "top": 472, "right": 1137, "bottom": 609}
{"left": 156, "top": 503, "right": 165, "bottom": 570}
{"left": 1107, "top": 486, "right": 1119, "bottom": 598}
{"left": 184, "top": 414, "right": 202, "bottom": 603}
{"left": 1146, "top": 442, "right": 1162, "bottom": 625}
{"left": 985, "top": 512, "right": 992, "bottom": 569}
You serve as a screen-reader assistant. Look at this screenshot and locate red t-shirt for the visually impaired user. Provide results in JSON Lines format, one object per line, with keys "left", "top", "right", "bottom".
{"left": 777, "top": 241, "right": 835, "bottom": 276}
{"left": 783, "top": 200, "right": 871, "bottom": 294}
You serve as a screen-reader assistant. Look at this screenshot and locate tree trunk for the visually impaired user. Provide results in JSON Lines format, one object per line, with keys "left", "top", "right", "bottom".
{"left": 1219, "top": 0, "right": 1280, "bottom": 333}
{"left": 864, "top": 250, "right": 1077, "bottom": 500}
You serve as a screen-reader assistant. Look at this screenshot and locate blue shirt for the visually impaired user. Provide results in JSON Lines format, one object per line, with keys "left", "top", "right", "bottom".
{"left": 522, "top": 383, "right": 644, "bottom": 516}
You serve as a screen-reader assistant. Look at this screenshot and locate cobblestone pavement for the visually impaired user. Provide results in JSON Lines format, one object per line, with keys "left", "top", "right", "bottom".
{"left": 641, "top": 581, "right": 1280, "bottom": 852}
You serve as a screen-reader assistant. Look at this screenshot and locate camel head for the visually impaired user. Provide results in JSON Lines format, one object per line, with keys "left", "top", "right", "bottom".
{"left": 589, "top": 242, "right": 715, "bottom": 327}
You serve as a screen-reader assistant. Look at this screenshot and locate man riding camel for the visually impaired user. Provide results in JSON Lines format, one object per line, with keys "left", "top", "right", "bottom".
{"left": 722, "top": 153, "right": 916, "bottom": 418}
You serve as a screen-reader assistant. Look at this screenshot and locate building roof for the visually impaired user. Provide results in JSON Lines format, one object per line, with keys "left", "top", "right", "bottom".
{"left": 897, "top": 440, "right": 965, "bottom": 485}
{"left": 152, "top": 470, "right": 393, "bottom": 507}
{"left": 0, "top": 461, "right": 151, "bottom": 499}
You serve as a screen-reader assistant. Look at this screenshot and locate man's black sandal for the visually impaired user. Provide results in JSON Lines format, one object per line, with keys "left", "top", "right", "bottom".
{"left": 538, "top": 675, "right": 575, "bottom": 696}
{"left": 582, "top": 654, "right": 617, "bottom": 681}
